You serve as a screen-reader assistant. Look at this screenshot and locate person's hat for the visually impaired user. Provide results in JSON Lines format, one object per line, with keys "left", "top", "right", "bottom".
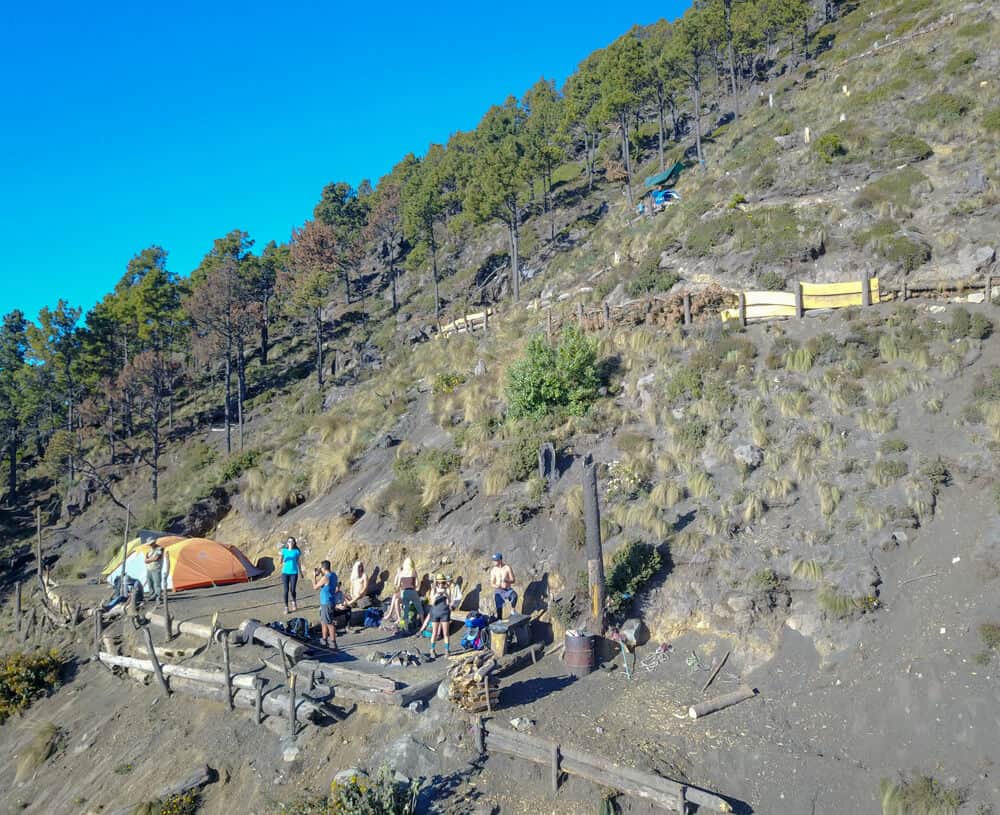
{"left": 492, "top": 553, "right": 503, "bottom": 561}
{"left": 435, "top": 573, "right": 449, "bottom": 583}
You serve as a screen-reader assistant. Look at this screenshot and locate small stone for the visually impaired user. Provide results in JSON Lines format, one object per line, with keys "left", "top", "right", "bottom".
{"left": 733, "top": 444, "right": 765, "bottom": 470}
{"left": 282, "top": 745, "right": 301, "bottom": 763}
{"left": 474, "top": 359, "right": 486, "bottom": 377}
{"left": 510, "top": 717, "right": 535, "bottom": 732}
{"left": 890, "top": 529, "right": 910, "bottom": 545}
{"left": 408, "top": 700, "right": 426, "bottom": 713}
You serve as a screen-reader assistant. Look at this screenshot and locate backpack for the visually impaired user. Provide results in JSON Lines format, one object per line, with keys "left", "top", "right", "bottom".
{"left": 465, "top": 612, "right": 489, "bottom": 630}
{"left": 287, "top": 617, "right": 310, "bottom": 639}
{"left": 364, "top": 607, "right": 383, "bottom": 628}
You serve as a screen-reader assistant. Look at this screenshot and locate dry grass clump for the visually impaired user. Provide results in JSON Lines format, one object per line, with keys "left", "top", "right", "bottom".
{"left": 858, "top": 408, "right": 898, "bottom": 433}
{"left": 775, "top": 390, "right": 812, "bottom": 418}
{"left": 763, "top": 476, "right": 796, "bottom": 502}
{"left": 791, "top": 558, "right": 824, "bottom": 582}
{"left": 610, "top": 499, "right": 671, "bottom": 538}
{"left": 687, "top": 469, "right": 714, "bottom": 499}
{"left": 817, "top": 481, "right": 842, "bottom": 517}
{"left": 650, "top": 480, "right": 685, "bottom": 509}
{"left": 855, "top": 499, "right": 890, "bottom": 531}
{"left": 741, "top": 491, "right": 766, "bottom": 524}
{"left": 819, "top": 586, "right": 876, "bottom": 618}
{"left": 871, "top": 458, "right": 909, "bottom": 487}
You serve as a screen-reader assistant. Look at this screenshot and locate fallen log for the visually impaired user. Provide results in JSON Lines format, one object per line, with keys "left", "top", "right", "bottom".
{"left": 397, "top": 677, "right": 444, "bottom": 707}
{"left": 495, "top": 642, "right": 545, "bottom": 676}
{"left": 168, "top": 677, "right": 327, "bottom": 722}
{"left": 238, "top": 618, "right": 308, "bottom": 661}
{"left": 295, "top": 658, "right": 398, "bottom": 692}
{"left": 688, "top": 684, "right": 757, "bottom": 720}
{"left": 108, "top": 765, "right": 215, "bottom": 815}
{"left": 559, "top": 746, "right": 683, "bottom": 812}
{"left": 147, "top": 613, "right": 217, "bottom": 642}
{"left": 98, "top": 652, "right": 261, "bottom": 691}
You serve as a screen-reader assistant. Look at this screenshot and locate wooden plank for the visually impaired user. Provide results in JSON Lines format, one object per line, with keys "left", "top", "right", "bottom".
{"left": 296, "top": 659, "right": 399, "bottom": 692}
{"left": 800, "top": 278, "right": 879, "bottom": 297}
{"left": 743, "top": 290, "right": 797, "bottom": 308}
{"left": 743, "top": 304, "right": 798, "bottom": 320}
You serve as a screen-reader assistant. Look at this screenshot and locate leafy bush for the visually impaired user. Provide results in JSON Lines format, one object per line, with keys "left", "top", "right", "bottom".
{"left": 606, "top": 459, "right": 648, "bottom": 503}
{"left": 431, "top": 372, "right": 465, "bottom": 394}
{"left": 150, "top": 792, "right": 200, "bottom": 815}
{"left": 330, "top": 765, "right": 420, "bottom": 815}
{"left": 606, "top": 541, "right": 663, "bottom": 616}
{"left": 984, "top": 108, "right": 1000, "bottom": 133}
{"left": 392, "top": 447, "right": 461, "bottom": 485}
{"left": 949, "top": 308, "right": 994, "bottom": 340}
{"left": 483, "top": 418, "right": 552, "bottom": 494}
{"left": 221, "top": 449, "right": 260, "bottom": 483}
{"left": 728, "top": 193, "right": 747, "bottom": 209}
{"left": 0, "top": 650, "right": 62, "bottom": 723}
{"left": 814, "top": 132, "right": 846, "bottom": 162}
{"left": 758, "top": 271, "right": 786, "bottom": 291}
{"left": 887, "top": 134, "right": 933, "bottom": 162}
{"left": 506, "top": 327, "right": 600, "bottom": 419}
{"left": 625, "top": 260, "right": 679, "bottom": 298}
{"left": 854, "top": 167, "right": 926, "bottom": 211}
{"left": 911, "top": 93, "right": 973, "bottom": 124}
{"left": 945, "top": 49, "right": 977, "bottom": 75}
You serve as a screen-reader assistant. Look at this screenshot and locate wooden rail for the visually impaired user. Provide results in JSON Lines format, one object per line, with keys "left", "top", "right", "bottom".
{"left": 476, "top": 718, "right": 732, "bottom": 812}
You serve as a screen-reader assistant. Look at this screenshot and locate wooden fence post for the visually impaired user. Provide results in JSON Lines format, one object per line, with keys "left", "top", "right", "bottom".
{"left": 255, "top": 677, "right": 264, "bottom": 724}
{"left": 683, "top": 292, "right": 692, "bottom": 326}
{"left": 36, "top": 508, "right": 44, "bottom": 594}
{"left": 551, "top": 744, "right": 561, "bottom": 793}
{"left": 738, "top": 292, "right": 747, "bottom": 328}
{"left": 464, "top": 311, "right": 470, "bottom": 334}
{"left": 902, "top": 280, "right": 908, "bottom": 301}
{"left": 795, "top": 282, "right": 804, "bottom": 318}
{"left": 288, "top": 673, "right": 297, "bottom": 736}
{"left": 987, "top": 276, "right": 993, "bottom": 305}
{"left": 547, "top": 308, "right": 553, "bottom": 342}
{"left": 473, "top": 715, "right": 485, "bottom": 755}
{"left": 582, "top": 455, "right": 606, "bottom": 634}
{"left": 576, "top": 302, "right": 584, "bottom": 328}
{"left": 602, "top": 302, "right": 611, "bottom": 330}
{"left": 163, "top": 586, "right": 172, "bottom": 641}
{"left": 861, "top": 271, "right": 871, "bottom": 308}
{"left": 483, "top": 308, "right": 489, "bottom": 335}
{"left": 222, "top": 632, "right": 234, "bottom": 710}
{"left": 141, "top": 626, "right": 171, "bottom": 698}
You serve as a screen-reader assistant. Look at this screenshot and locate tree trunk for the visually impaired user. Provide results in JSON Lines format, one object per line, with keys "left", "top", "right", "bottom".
{"left": 6, "top": 441, "right": 15, "bottom": 499}
{"left": 430, "top": 233, "right": 441, "bottom": 320}
{"left": 223, "top": 349, "right": 232, "bottom": 455}
{"left": 260, "top": 294, "right": 270, "bottom": 366}
{"left": 236, "top": 337, "right": 246, "bottom": 451}
{"left": 314, "top": 308, "right": 324, "bottom": 388}
{"left": 509, "top": 218, "right": 521, "bottom": 303}
{"left": 619, "top": 113, "right": 634, "bottom": 207}
{"left": 725, "top": 0, "right": 740, "bottom": 118}
{"left": 390, "top": 261, "right": 398, "bottom": 313}
{"left": 656, "top": 94, "right": 666, "bottom": 171}
{"left": 151, "top": 398, "right": 160, "bottom": 504}
{"left": 692, "top": 78, "right": 704, "bottom": 166}
{"left": 584, "top": 132, "right": 594, "bottom": 191}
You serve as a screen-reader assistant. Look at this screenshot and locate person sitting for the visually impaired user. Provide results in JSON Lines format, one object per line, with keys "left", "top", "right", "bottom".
{"left": 489, "top": 553, "right": 517, "bottom": 620}
{"left": 383, "top": 557, "right": 418, "bottom": 626}
{"left": 344, "top": 560, "right": 373, "bottom": 609}
{"left": 104, "top": 574, "right": 143, "bottom": 611}
{"left": 419, "top": 574, "right": 453, "bottom": 660}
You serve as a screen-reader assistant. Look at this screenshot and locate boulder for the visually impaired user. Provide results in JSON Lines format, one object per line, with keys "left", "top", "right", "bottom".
{"left": 937, "top": 245, "right": 996, "bottom": 280}
{"left": 474, "top": 359, "right": 486, "bottom": 377}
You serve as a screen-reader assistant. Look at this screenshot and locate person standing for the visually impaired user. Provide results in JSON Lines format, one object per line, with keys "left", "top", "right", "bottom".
{"left": 312, "top": 560, "right": 339, "bottom": 650}
{"left": 384, "top": 557, "right": 418, "bottom": 626}
{"left": 419, "top": 574, "right": 452, "bottom": 660}
{"left": 144, "top": 542, "right": 164, "bottom": 604}
{"left": 489, "top": 553, "right": 517, "bottom": 620}
{"left": 280, "top": 537, "right": 303, "bottom": 613}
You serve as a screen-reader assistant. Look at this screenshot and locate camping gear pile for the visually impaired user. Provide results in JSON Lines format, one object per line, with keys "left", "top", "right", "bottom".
{"left": 373, "top": 649, "right": 422, "bottom": 667}
{"left": 447, "top": 650, "right": 500, "bottom": 712}
{"left": 461, "top": 612, "right": 490, "bottom": 650}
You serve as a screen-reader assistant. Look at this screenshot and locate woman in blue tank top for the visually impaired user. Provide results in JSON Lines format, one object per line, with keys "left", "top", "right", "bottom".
{"left": 280, "top": 537, "right": 303, "bottom": 613}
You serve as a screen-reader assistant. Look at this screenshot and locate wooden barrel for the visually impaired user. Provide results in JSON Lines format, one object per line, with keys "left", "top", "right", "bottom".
{"left": 564, "top": 633, "right": 595, "bottom": 677}
{"left": 489, "top": 626, "right": 509, "bottom": 657}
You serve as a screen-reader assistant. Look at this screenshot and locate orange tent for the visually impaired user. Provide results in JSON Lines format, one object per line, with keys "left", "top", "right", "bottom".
{"left": 163, "top": 537, "right": 263, "bottom": 591}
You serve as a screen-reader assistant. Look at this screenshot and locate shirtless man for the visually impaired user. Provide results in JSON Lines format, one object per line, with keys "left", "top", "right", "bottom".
{"left": 489, "top": 553, "right": 517, "bottom": 620}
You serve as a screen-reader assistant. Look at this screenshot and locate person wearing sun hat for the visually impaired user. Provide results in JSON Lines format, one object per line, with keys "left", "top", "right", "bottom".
{"left": 489, "top": 552, "right": 517, "bottom": 620}
{"left": 419, "top": 573, "right": 453, "bottom": 660}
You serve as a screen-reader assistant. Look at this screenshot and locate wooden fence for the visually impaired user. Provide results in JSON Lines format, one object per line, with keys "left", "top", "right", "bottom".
{"left": 475, "top": 717, "right": 732, "bottom": 812}
{"left": 721, "top": 274, "right": 882, "bottom": 324}
{"left": 438, "top": 308, "right": 496, "bottom": 338}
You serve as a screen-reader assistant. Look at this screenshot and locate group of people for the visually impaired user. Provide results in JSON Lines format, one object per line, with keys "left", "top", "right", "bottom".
{"left": 277, "top": 537, "right": 519, "bottom": 659}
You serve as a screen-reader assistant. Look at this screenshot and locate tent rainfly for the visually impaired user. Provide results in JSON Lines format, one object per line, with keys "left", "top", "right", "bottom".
{"left": 103, "top": 536, "right": 262, "bottom": 592}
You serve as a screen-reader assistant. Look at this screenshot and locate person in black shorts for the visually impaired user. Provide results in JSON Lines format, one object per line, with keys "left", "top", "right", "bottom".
{"left": 419, "top": 574, "right": 452, "bottom": 660}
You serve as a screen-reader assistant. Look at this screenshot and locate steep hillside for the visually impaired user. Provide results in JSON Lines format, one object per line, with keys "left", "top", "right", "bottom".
{"left": 2, "top": 0, "right": 1000, "bottom": 813}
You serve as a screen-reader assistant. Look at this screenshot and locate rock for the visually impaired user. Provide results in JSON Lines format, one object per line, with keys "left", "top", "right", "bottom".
{"left": 619, "top": 618, "right": 649, "bottom": 648}
{"left": 966, "top": 292, "right": 986, "bottom": 304}
{"left": 169, "top": 486, "right": 230, "bottom": 537}
{"left": 603, "top": 282, "right": 629, "bottom": 307}
{"left": 408, "top": 700, "right": 426, "bottom": 713}
{"left": 671, "top": 407, "right": 685, "bottom": 420}
{"left": 965, "top": 165, "right": 987, "bottom": 194}
{"left": 733, "top": 444, "right": 764, "bottom": 470}
{"left": 359, "top": 343, "right": 383, "bottom": 370}
{"left": 375, "top": 434, "right": 397, "bottom": 450}
{"left": 510, "top": 717, "right": 535, "bottom": 732}
{"left": 474, "top": 359, "right": 486, "bottom": 377}
{"left": 282, "top": 745, "right": 301, "bottom": 763}
{"left": 938, "top": 245, "right": 996, "bottom": 280}
{"left": 395, "top": 310, "right": 412, "bottom": 325}
{"left": 436, "top": 679, "right": 451, "bottom": 700}
{"left": 636, "top": 373, "right": 657, "bottom": 411}
{"left": 890, "top": 529, "right": 910, "bottom": 545}
{"left": 334, "top": 768, "right": 368, "bottom": 785}
{"left": 727, "top": 595, "right": 753, "bottom": 614}
{"left": 773, "top": 134, "right": 798, "bottom": 149}
{"left": 62, "top": 478, "right": 98, "bottom": 520}
{"left": 407, "top": 327, "right": 431, "bottom": 345}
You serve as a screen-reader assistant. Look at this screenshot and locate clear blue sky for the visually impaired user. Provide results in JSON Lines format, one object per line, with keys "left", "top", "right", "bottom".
{"left": 0, "top": 1, "right": 685, "bottom": 322}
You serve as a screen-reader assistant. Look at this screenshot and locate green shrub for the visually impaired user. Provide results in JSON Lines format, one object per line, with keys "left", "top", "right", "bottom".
{"left": 392, "top": 447, "right": 461, "bottom": 485}
{"left": 329, "top": 765, "right": 420, "bottom": 815}
{"left": 950, "top": 308, "right": 994, "bottom": 340}
{"left": 506, "top": 326, "right": 600, "bottom": 419}
{"left": 880, "top": 775, "right": 962, "bottom": 815}
{"left": 625, "top": 260, "right": 680, "bottom": 298}
{"left": 814, "top": 132, "right": 847, "bottom": 162}
{"left": 887, "top": 134, "right": 933, "bottom": 162}
{"left": 665, "top": 366, "right": 703, "bottom": 402}
{"left": 606, "top": 541, "right": 663, "bottom": 616}
{"left": 945, "top": 49, "right": 977, "bottom": 75}
{"left": 221, "top": 449, "right": 260, "bottom": 483}
{"left": 728, "top": 193, "right": 747, "bottom": 208}
{"left": 911, "top": 93, "right": 973, "bottom": 124}
{"left": 983, "top": 108, "right": 1000, "bottom": 133}
{"left": 431, "top": 372, "right": 465, "bottom": 394}
{"left": 152, "top": 792, "right": 200, "bottom": 815}
{"left": 855, "top": 167, "right": 927, "bottom": 211}
{"left": 956, "top": 21, "right": 989, "bottom": 37}
{"left": 0, "top": 650, "right": 63, "bottom": 723}
{"left": 758, "top": 271, "right": 786, "bottom": 291}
